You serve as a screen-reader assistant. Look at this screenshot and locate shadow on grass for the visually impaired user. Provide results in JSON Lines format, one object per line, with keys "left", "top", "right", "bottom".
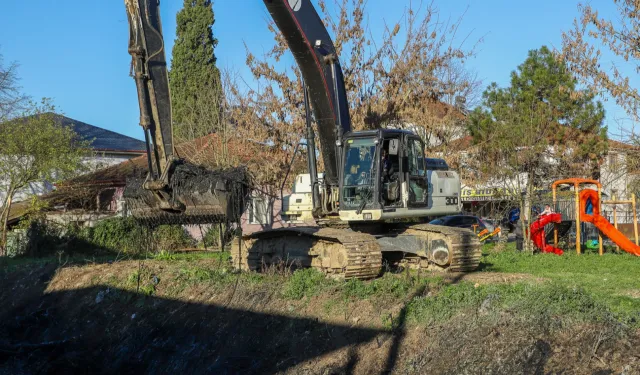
{"left": 0, "top": 261, "right": 386, "bottom": 374}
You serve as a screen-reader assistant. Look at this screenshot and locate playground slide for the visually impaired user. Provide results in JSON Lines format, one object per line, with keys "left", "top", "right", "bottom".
{"left": 580, "top": 189, "right": 640, "bottom": 256}
{"left": 529, "top": 213, "right": 563, "bottom": 255}
{"left": 545, "top": 220, "right": 571, "bottom": 244}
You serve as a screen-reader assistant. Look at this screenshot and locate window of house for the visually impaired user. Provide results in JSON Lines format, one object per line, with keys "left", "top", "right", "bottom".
{"left": 249, "top": 197, "right": 270, "bottom": 225}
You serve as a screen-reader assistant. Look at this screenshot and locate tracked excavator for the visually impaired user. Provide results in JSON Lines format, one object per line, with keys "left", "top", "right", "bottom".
{"left": 231, "top": 0, "right": 482, "bottom": 279}
{"left": 121, "top": 0, "right": 249, "bottom": 225}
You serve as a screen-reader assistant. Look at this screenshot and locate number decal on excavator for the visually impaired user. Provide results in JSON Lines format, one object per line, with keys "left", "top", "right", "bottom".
{"left": 446, "top": 197, "right": 458, "bottom": 205}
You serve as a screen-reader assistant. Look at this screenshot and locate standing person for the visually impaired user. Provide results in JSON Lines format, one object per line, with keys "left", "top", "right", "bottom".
{"left": 381, "top": 149, "right": 392, "bottom": 182}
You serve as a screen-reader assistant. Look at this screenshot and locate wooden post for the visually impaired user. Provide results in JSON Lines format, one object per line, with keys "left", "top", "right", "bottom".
{"left": 598, "top": 187, "right": 603, "bottom": 256}
{"left": 575, "top": 184, "right": 581, "bottom": 255}
{"left": 613, "top": 194, "right": 619, "bottom": 252}
{"left": 633, "top": 194, "right": 639, "bottom": 246}
{"left": 219, "top": 222, "right": 224, "bottom": 251}
{"left": 553, "top": 186, "right": 558, "bottom": 248}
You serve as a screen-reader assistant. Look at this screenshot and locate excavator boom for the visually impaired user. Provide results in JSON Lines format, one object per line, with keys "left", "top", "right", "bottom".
{"left": 264, "top": 0, "right": 350, "bottom": 187}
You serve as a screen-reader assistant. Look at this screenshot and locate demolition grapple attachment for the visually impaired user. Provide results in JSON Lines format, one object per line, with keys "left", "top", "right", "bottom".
{"left": 123, "top": 163, "right": 251, "bottom": 225}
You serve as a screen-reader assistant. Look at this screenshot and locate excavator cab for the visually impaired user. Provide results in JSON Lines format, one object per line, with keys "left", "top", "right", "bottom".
{"left": 338, "top": 129, "right": 461, "bottom": 222}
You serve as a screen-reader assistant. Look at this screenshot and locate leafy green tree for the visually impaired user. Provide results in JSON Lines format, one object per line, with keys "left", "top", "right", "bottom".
{"left": 169, "top": 0, "right": 222, "bottom": 142}
{"left": 467, "top": 46, "right": 607, "bottom": 247}
{"left": 0, "top": 100, "right": 90, "bottom": 255}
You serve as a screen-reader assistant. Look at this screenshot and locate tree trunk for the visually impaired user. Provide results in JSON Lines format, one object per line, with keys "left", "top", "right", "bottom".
{"left": 0, "top": 192, "right": 13, "bottom": 257}
{"left": 524, "top": 176, "right": 535, "bottom": 253}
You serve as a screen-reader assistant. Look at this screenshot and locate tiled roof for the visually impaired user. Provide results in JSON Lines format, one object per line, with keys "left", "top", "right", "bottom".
{"left": 57, "top": 133, "right": 294, "bottom": 187}
{"left": 608, "top": 139, "right": 638, "bottom": 151}
{"left": 49, "top": 113, "right": 146, "bottom": 153}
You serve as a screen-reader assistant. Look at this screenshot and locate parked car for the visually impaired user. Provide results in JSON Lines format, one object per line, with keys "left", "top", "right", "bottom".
{"left": 428, "top": 215, "right": 489, "bottom": 233}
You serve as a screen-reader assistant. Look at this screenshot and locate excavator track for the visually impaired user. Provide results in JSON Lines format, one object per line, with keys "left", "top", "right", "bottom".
{"left": 396, "top": 223, "right": 483, "bottom": 272}
{"left": 231, "top": 227, "right": 382, "bottom": 279}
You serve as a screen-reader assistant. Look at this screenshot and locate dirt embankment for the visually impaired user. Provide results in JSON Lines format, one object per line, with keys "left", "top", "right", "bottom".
{"left": 1, "top": 259, "right": 639, "bottom": 374}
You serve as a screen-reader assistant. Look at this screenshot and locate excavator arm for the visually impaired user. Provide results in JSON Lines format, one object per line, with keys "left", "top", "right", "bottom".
{"left": 123, "top": 0, "right": 250, "bottom": 224}
{"left": 125, "top": 0, "right": 180, "bottom": 211}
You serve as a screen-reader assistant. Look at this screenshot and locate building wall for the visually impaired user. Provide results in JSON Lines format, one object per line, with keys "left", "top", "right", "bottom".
{"left": 600, "top": 150, "right": 636, "bottom": 223}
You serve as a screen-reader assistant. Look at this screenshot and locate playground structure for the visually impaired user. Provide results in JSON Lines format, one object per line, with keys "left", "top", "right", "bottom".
{"left": 544, "top": 178, "right": 640, "bottom": 256}
{"left": 530, "top": 212, "right": 563, "bottom": 255}
{"left": 601, "top": 193, "right": 639, "bottom": 252}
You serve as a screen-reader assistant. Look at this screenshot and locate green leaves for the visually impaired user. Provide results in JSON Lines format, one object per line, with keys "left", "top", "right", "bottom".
{"left": 169, "top": 0, "right": 222, "bottom": 142}
{"left": 467, "top": 46, "right": 608, "bottom": 181}
{"left": 0, "top": 99, "right": 90, "bottom": 192}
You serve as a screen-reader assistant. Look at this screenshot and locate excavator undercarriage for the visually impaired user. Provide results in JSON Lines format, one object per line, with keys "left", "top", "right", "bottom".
{"left": 231, "top": 223, "right": 481, "bottom": 279}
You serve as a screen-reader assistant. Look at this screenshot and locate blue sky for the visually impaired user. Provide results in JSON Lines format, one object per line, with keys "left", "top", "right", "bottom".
{"left": 0, "top": 0, "right": 633, "bottom": 141}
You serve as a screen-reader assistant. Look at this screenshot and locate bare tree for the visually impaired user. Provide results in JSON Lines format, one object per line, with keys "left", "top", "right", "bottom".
{"left": 0, "top": 50, "right": 28, "bottom": 121}
{"left": 561, "top": 1, "right": 640, "bottom": 193}
{"left": 562, "top": 1, "right": 640, "bottom": 121}
{"left": 233, "top": 0, "right": 480, "bottom": 167}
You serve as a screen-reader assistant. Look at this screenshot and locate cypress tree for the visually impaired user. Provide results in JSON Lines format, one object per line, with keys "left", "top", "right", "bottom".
{"left": 169, "top": 0, "right": 222, "bottom": 141}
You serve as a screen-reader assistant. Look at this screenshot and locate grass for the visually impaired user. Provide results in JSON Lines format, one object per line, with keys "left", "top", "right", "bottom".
{"left": 406, "top": 281, "right": 621, "bottom": 328}
{"left": 0, "top": 249, "right": 227, "bottom": 271}
{"left": 4, "top": 244, "right": 639, "bottom": 330}
{"left": 481, "top": 242, "right": 640, "bottom": 318}
{"left": 0, "top": 253, "right": 120, "bottom": 272}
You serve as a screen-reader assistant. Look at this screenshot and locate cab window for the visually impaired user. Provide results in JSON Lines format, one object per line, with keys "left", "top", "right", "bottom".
{"left": 407, "top": 138, "right": 425, "bottom": 176}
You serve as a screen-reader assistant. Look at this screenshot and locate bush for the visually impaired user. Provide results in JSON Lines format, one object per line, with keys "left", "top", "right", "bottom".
{"left": 201, "top": 224, "right": 235, "bottom": 249}
{"left": 202, "top": 225, "right": 221, "bottom": 248}
{"left": 153, "top": 225, "right": 195, "bottom": 251}
{"left": 7, "top": 217, "right": 198, "bottom": 258}
{"left": 22, "top": 220, "right": 66, "bottom": 257}
{"left": 91, "top": 217, "right": 149, "bottom": 254}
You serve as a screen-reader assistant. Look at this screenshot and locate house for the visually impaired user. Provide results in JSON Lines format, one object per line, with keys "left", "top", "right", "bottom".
{"left": 1, "top": 113, "right": 146, "bottom": 203}
{"left": 599, "top": 139, "right": 640, "bottom": 223}
{"left": 440, "top": 134, "right": 640, "bottom": 223}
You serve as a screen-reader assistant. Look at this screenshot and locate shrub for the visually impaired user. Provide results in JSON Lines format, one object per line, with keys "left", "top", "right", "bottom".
{"left": 91, "top": 217, "right": 149, "bottom": 254}
{"left": 153, "top": 225, "right": 195, "bottom": 251}
{"left": 201, "top": 223, "right": 235, "bottom": 249}
{"left": 202, "top": 225, "right": 221, "bottom": 248}
{"left": 22, "top": 220, "right": 65, "bottom": 256}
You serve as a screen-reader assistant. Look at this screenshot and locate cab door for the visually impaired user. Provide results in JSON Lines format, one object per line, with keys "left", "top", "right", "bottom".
{"left": 405, "top": 137, "right": 428, "bottom": 207}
